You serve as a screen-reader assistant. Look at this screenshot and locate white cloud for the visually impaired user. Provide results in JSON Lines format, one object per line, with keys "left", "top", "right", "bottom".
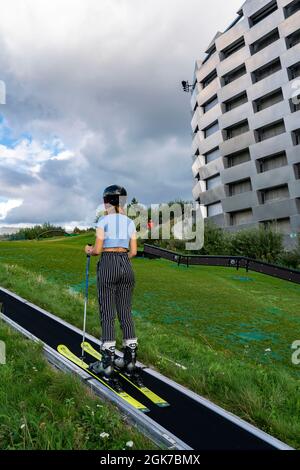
{"left": 0, "top": 198, "right": 23, "bottom": 220}
{"left": 0, "top": 0, "right": 243, "bottom": 226}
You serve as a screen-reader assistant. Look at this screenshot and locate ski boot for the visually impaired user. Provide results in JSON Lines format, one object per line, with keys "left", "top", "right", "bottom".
{"left": 89, "top": 343, "right": 122, "bottom": 391}
{"left": 115, "top": 339, "right": 144, "bottom": 387}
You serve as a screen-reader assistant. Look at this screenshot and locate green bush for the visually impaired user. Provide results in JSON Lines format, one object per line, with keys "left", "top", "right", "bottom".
{"left": 9, "top": 222, "right": 65, "bottom": 241}
{"left": 278, "top": 236, "right": 300, "bottom": 269}
{"left": 230, "top": 227, "right": 283, "bottom": 263}
{"left": 198, "top": 221, "right": 231, "bottom": 256}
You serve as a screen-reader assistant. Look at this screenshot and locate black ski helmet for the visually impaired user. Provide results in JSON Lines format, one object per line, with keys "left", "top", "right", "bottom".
{"left": 103, "top": 185, "right": 127, "bottom": 207}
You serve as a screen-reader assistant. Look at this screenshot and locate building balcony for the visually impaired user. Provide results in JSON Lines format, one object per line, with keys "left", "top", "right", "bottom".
{"left": 208, "top": 213, "right": 226, "bottom": 227}
{"left": 252, "top": 165, "right": 292, "bottom": 190}
{"left": 221, "top": 161, "right": 256, "bottom": 184}
{"left": 197, "top": 78, "right": 221, "bottom": 106}
{"left": 197, "top": 104, "right": 222, "bottom": 132}
{"left": 198, "top": 130, "right": 223, "bottom": 156}
{"left": 281, "top": 41, "right": 300, "bottom": 69}
{"left": 253, "top": 198, "right": 295, "bottom": 221}
{"left": 279, "top": 9, "right": 300, "bottom": 37}
{"left": 284, "top": 110, "right": 300, "bottom": 131}
{"left": 222, "top": 191, "right": 258, "bottom": 213}
{"left": 199, "top": 157, "right": 224, "bottom": 180}
{"left": 192, "top": 180, "right": 206, "bottom": 200}
{"left": 220, "top": 130, "right": 255, "bottom": 156}
{"left": 215, "top": 17, "right": 248, "bottom": 52}
{"left": 289, "top": 179, "right": 300, "bottom": 198}
{"left": 246, "top": 38, "right": 287, "bottom": 74}
{"left": 198, "top": 185, "right": 226, "bottom": 206}
{"left": 219, "top": 102, "right": 253, "bottom": 130}
{"left": 217, "top": 46, "right": 251, "bottom": 78}
{"left": 218, "top": 74, "right": 252, "bottom": 103}
{"left": 248, "top": 100, "right": 290, "bottom": 130}
{"left": 245, "top": 7, "right": 284, "bottom": 44}
{"left": 287, "top": 146, "right": 300, "bottom": 165}
{"left": 196, "top": 52, "right": 220, "bottom": 84}
{"left": 250, "top": 132, "right": 293, "bottom": 159}
{"left": 248, "top": 70, "right": 288, "bottom": 101}
{"left": 192, "top": 156, "right": 205, "bottom": 178}
{"left": 243, "top": 0, "right": 278, "bottom": 19}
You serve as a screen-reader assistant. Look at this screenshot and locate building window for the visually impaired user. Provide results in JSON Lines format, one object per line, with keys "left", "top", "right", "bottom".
{"left": 224, "top": 92, "right": 248, "bottom": 112}
{"left": 292, "top": 128, "right": 300, "bottom": 145}
{"left": 284, "top": 0, "right": 300, "bottom": 18}
{"left": 203, "top": 95, "right": 218, "bottom": 113}
{"left": 222, "top": 64, "right": 247, "bottom": 86}
{"left": 287, "top": 61, "right": 300, "bottom": 80}
{"left": 207, "top": 201, "right": 223, "bottom": 217}
{"left": 201, "top": 69, "right": 217, "bottom": 88}
{"left": 261, "top": 218, "right": 291, "bottom": 233}
{"left": 220, "top": 36, "right": 245, "bottom": 60}
{"left": 249, "top": 0, "right": 278, "bottom": 27}
{"left": 202, "top": 45, "right": 217, "bottom": 65}
{"left": 205, "top": 147, "right": 220, "bottom": 164}
{"left": 256, "top": 120, "right": 285, "bottom": 142}
{"left": 206, "top": 174, "right": 221, "bottom": 191}
{"left": 253, "top": 88, "right": 283, "bottom": 112}
{"left": 286, "top": 28, "right": 300, "bottom": 49}
{"left": 294, "top": 163, "right": 300, "bottom": 179}
{"left": 228, "top": 179, "right": 252, "bottom": 196}
{"left": 252, "top": 58, "right": 281, "bottom": 83}
{"left": 260, "top": 185, "right": 289, "bottom": 204}
{"left": 225, "top": 149, "right": 251, "bottom": 168}
{"left": 250, "top": 28, "right": 280, "bottom": 55}
{"left": 204, "top": 121, "right": 219, "bottom": 138}
{"left": 230, "top": 209, "right": 253, "bottom": 226}
{"left": 257, "top": 151, "right": 287, "bottom": 173}
{"left": 225, "top": 120, "right": 249, "bottom": 140}
{"left": 289, "top": 95, "right": 300, "bottom": 112}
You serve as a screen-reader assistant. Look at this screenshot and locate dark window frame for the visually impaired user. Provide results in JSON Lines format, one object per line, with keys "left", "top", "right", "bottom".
{"left": 253, "top": 88, "right": 283, "bottom": 113}
{"left": 250, "top": 28, "right": 280, "bottom": 55}
{"left": 201, "top": 69, "right": 218, "bottom": 88}
{"left": 284, "top": 0, "right": 300, "bottom": 19}
{"left": 255, "top": 119, "right": 285, "bottom": 143}
{"left": 251, "top": 57, "right": 281, "bottom": 83}
{"left": 249, "top": 0, "right": 278, "bottom": 27}
{"left": 224, "top": 120, "right": 249, "bottom": 140}
{"left": 220, "top": 36, "right": 245, "bottom": 60}
{"left": 224, "top": 91, "right": 248, "bottom": 112}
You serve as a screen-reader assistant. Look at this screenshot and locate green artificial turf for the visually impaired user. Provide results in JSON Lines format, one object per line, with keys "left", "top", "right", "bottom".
{"left": 0, "top": 234, "right": 299, "bottom": 449}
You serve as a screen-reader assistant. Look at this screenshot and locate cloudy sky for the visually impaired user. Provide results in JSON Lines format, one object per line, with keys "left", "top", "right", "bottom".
{"left": 0, "top": 0, "right": 242, "bottom": 228}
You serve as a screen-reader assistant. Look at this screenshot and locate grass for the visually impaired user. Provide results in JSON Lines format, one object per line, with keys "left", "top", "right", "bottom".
{"left": 0, "top": 321, "right": 155, "bottom": 450}
{"left": 0, "top": 234, "right": 300, "bottom": 449}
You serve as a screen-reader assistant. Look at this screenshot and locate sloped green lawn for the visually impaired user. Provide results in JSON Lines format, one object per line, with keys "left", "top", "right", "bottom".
{"left": 0, "top": 234, "right": 299, "bottom": 448}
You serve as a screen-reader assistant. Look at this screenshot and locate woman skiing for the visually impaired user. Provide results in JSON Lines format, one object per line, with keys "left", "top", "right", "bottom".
{"left": 85, "top": 185, "right": 138, "bottom": 383}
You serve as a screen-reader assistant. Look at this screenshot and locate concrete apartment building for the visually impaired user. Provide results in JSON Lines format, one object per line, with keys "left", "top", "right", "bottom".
{"left": 191, "top": 0, "right": 300, "bottom": 245}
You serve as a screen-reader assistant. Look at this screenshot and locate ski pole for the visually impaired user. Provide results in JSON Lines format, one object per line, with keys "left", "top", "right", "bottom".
{"left": 81, "top": 244, "right": 92, "bottom": 359}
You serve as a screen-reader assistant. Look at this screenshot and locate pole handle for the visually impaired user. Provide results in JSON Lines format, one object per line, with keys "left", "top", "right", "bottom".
{"left": 87, "top": 243, "right": 92, "bottom": 258}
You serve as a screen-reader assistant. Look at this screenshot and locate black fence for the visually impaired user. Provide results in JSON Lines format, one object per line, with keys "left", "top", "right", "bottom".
{"left": 143, "top": 244, "right": 300, "bottom": 285}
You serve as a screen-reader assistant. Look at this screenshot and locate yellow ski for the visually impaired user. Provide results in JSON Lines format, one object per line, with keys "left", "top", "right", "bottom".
{"left": 81, "top": 341, "right": 170, "bottom": 408}
{"left": 57, "top": 345, "right": 149, "bottom": 413}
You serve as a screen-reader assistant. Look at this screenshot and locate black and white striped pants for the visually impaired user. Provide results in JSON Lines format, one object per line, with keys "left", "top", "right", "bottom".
{"left": 96, "top": 252, "right": 136, "bottom": 343}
